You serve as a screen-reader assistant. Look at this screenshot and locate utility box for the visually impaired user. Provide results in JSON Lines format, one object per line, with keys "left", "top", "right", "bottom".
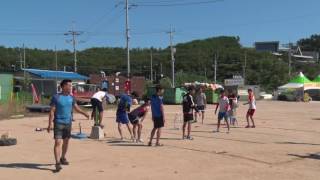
{"left": 205, "top": 89, "right": 219, "bottom": 104}
{"left": 147, "top": 87, "right": 187, "bottom": 104}
{"left": 0, "top": 74, "right": 13, "bottom": 103}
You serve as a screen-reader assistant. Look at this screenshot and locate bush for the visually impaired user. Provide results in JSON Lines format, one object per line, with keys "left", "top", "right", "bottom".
{"left": 160, "top": 77, "right": 172, "bottom": 89}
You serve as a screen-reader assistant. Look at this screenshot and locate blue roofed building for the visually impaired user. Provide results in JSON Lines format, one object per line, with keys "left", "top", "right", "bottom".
{"left": 21, "top": 69, "right": 89, "bottom": 81}
{"left": 14, "top": 69, "right": 89, "bottom": 96}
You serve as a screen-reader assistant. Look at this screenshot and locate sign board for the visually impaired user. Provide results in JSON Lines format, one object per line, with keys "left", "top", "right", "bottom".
{"left": 238, "top": 89, "right": 248, "bottom": 96}
{"left": 224, "top": 78, "right": 244, "bottom": 86}
{"left": 233, "top": 75, "right": 243, "bottom": 79}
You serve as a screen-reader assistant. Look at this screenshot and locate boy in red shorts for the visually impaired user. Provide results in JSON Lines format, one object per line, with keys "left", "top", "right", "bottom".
{"left": 244, "top": 89, "right": 256, "bottom": 128}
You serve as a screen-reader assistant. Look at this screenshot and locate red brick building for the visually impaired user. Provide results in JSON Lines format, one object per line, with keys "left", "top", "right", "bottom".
{"left": 89, "top": 74, "right": 146, "bottom": 97}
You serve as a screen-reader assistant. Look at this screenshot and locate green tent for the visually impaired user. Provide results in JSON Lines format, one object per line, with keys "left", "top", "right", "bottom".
{"left": 289, "top": 72, "right": 312, "bottom": 84}
{"left": 313, "top": 75, "right": 320, "bottom": 83}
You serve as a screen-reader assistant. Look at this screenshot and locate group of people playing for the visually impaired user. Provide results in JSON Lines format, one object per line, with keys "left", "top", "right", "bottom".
{"left": 47, "top": 79, "right": 257, "bottom": 172}
{"left": 89, "top": 85, "right": 164, "bottom": 145}
{"left": 181, "top": 86, "right": 256, "bottom": 139}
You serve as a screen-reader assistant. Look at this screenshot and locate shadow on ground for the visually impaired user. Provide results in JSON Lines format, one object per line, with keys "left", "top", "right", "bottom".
{"left": 0, "top": 163, "right": 53, "bottom": 172}
{"left": 288, "top": 153, "right": 320, "bottom": 160}
{"left": 276, "top": 142, "right": 320, "bottom": 146}
{"left": 109, "top": 144, "right": 147, "bottom": 147}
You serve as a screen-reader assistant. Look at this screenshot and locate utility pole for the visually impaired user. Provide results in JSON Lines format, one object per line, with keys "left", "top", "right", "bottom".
{"left": 23, "top": 43, "right": 26, "bottom": 89}
{"left": 288, "top": 43, "right": 292, "bottom": 77}
{"left": 150, "top": 49, "right": 153, "bottom": 81}
{"left": 167, "top": 25, "right": 176, "bottom": 88}
{"left": 65, "top": 22, "right": 83, "bottom": 72}
{"left": 19, "top": 48, "right": 23, "bottom": 70}
{"left": 125, "top": 0, "right": 131, "bottom": 79}
{"left": 243, "top": 51, "right": 247, "bottom": 85}
{"left": 204, "top": 67, "right": 207, "bottom": 81}
{"left": 55, "top": 45, "right": 58, "bottom": 92}
{"left": 54, "top": 46, "right": 58, "bottom": 73}
{"left": 214, "top": 53, "right": 217, "bottom": 84}
{"left": 23, "top": 43, "right": 26, "bottom": 69}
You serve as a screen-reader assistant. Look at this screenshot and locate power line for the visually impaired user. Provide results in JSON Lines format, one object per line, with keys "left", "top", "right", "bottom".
{"left": 134, "top": 0, "right": 223, "bottom": 7}
{"left": 84, "top": 4, "right": 122, "bottom": 32}
{"left": 133, "top": 0, "right": 192, "bottom": 3}
{"left": 0, "top": 32, "right": 64, "bottom": 36}
{"left": 82, "top": 9, "right": 126, "bottom": 42}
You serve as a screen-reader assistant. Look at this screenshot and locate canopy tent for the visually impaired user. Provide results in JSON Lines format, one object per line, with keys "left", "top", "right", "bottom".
{"left": 313, "top": 75, "right": 320, "bottom": 83}
{"left": 277, "top": 72, "right": 320, "bottom": 101}
{"left": 289, "top": 72, "right": 312, "bottom": 84}
{"left": 278, "top": 83, "right": 304, "bottom": 89}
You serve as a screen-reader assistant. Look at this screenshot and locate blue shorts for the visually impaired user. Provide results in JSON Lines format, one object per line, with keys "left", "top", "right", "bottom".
{"left": 116, "top": 113, "right": 129, "bottom": 124}
{"left": 218, "top": 112, "right": 228, "bottom": 121}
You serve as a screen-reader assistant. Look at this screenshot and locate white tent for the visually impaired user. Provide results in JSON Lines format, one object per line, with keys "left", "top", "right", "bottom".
{"left": 278, "top": 83, "right": 303, "bottom": 89}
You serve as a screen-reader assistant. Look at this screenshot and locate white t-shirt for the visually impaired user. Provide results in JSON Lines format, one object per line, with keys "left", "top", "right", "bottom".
{"left": 248, "top": 95, "right": 257, "bottom": 110}
{"left": 92, "top": 91, "right": 107, "bottom": 102}
{"left": 218, "top": 96, "right": 229, "bottom": 112}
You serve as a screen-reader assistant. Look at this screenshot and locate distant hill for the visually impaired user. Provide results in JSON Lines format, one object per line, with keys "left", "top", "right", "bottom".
{"left": 1, "top": 35, "right": 320, "bottom": 91}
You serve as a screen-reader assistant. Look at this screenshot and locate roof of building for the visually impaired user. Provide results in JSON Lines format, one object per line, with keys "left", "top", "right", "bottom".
{"left": 22, "top": 68, "right": 89, "bottom": 80}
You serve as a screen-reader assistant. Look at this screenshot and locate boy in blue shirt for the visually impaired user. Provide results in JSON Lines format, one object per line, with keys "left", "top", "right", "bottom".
{"left": 148, "top": 85, "right": 165, "bottom": 146}
{"left": 47, "top": 79, "right": 89, "bottom": 172}
{"left": 116, "top": 92, "right": 134, "bottom": 140}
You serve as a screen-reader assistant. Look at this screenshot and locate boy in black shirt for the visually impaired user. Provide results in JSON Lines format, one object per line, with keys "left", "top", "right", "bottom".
{"left": 182, "top": 86, "right": 196, "bottom": 140}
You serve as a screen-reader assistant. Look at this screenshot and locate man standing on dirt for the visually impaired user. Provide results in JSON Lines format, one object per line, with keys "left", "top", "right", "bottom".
{"left": 48, "top": 79, "right": 89, "bottom": 172}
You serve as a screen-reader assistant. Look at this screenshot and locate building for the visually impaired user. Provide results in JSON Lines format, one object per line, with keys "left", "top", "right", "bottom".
{"left": 89, "top": 74, "right": 146, "bottom": 97}
{"left": 14, "top": 69, "right": 89, "bottom": 96}
{"left": 255, "top": 41, "right": 280, "bottom": 53}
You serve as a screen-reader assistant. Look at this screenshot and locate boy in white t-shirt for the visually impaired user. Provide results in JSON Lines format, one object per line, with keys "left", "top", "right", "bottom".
{"left": 214, "top": 90, "right": 230, "bottom": 133}
{"left": 90, "top": 88, "right": 108, "bottom": 127}
{"left": 244, "top": 89, "right": 257, "bottom": 128}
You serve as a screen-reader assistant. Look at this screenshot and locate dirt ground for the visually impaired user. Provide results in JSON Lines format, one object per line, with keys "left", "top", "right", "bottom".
{"left": 1, "top": 101, "right": 320, "bottom": 180}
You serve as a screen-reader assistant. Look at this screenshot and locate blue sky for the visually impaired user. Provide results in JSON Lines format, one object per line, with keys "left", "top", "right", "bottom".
{"left": 0, "top": 0, "right": 319, "bottom": 51}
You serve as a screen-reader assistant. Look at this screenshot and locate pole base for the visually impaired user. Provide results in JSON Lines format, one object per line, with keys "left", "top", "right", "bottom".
{"left": 90, "top": 126, "right": 105, "bottom": 140}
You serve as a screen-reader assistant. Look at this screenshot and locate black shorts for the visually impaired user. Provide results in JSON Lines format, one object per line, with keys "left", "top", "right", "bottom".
{"left": 91, "top": 98, "right": 103, "bottom": 112}
{"left": 54, "top": 123, "right": 72, "bottom": 139}
{"left": 183, "top": 113, "right": 194, "bottom": 122}
{"left": 153, "top": 116, "right": 164, "bottom": 128}
{"left": 197, "top": 105, "right": 205, "bottom": 111}
{"left": 128, "top": 114, "right": 140, "bottom": 125}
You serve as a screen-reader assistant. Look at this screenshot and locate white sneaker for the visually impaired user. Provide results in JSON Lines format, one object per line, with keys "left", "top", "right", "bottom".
{"left": 137, "top": 139, "right": 144, "bottom": 143}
